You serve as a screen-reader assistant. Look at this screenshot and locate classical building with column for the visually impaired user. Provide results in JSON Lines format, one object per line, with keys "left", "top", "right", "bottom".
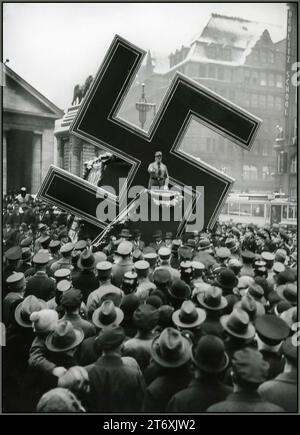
{"left": 54, "top": 105, "right": 103, "bottom": 178}
{"left": 3, "top": 65, "right": 63, "bottom": 194}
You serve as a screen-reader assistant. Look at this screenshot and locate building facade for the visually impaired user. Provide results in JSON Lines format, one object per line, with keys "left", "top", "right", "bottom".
{"left": 273, "top": 3, "right": 297, "bottom": 202}
{"left": 3, "top": 65, "right": 63, "bottom": 194}
{"left": 118, "top": 14, "right": 287, "bottom": 193}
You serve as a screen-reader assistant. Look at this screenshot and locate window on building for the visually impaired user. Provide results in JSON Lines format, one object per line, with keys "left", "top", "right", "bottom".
{"left": 290, "top": 155, "right": 297, "bottom": 173}
{"left": 207, "top": 45, "right": 217, "bottom": 59}
{"left": 268, "top": 73, "right": 275, "bottom": 87}
{"left": 252, "top": 71, "right": 259, "bottom": 86}
{"left": 259, "top": 94, "right": 266, "bottom": 108}
{"left": 225, "top": 68, "right": 233, "bottom": 82}
{"left": 275, "top": 96, "right": 282, "bottom": 110}
{"left": 276, "top": 74, "right": 283, "bottom": 88}
{"left": 260, "top": 72, "right": 267, "bottom": 86}
{"left": 269, "top": 51, "right": 275, "bottom": 64}
{"left": 282, "top": 205, "right": 288, "bottom": 219}
{"left": 253, "top": 204, "right": 265, "bottom": 217}
{"left": 217, "top": 67, "right": 224, "bottom": 80}
{"left": 240, "top": 203, "right": 251, "bottom": 216}
{"left": 208, "top": 65, "right": 216, "bottom": 78}
{"left": 267, "top": 95, "right": 274, "bottom": 108}
{"left": 290, "top": 188, "right": 297, "bottom": 201}
{"left": 243, "top": 165, "right": 258, "bottom": 180}
{"left": 198, "top": 64, "right": 206, "bottom": 77}
{"left": 223, "top": 47, "right": 231, "bottom": 61}
{"left": 244, "top": 70, "right": 251, "bottom": 84}
{"left": 251, "top": 94, "right": 258, "bottom": 107}
{"left": 260, "top": 49, "right": 268, "bottom": 64}
{"left": 229, "top": 202, "right": 239, "bottom": 215}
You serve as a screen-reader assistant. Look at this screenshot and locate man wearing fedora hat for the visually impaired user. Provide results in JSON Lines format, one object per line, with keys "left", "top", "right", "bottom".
{"left": 25, "top": 252, "right": 56, "bottom": 302}
{"left": 207, "top": 348, "right": 284, "bottom": 412}
{"left": 71, "top": 249, "right": 99, "bottom": 304}
{"left": 167, "top": 335, "right": 231, "bottom": 412}
{"left": 197, "top": 286, "right": 228, "bottom": 339}
{"left": 259, "top": 337, "right": 297, "bottom": 412}
{"left": 172, "top": 300, "right": 206, "bottom": 344}
{"left": 92, "top": 300, "right": 124, "bottom": 331}
{"left": 143, "top": 328, "right": 192, "bottom": 412}
{"left": 84, "top": 326, "right": 145, "bottom": 412}
{"left": 220, "top": 308, "right": 256, "bottom": 360}
{"left": 87, "top": 261, "right": 124, "bottom": 319}
{"left": 17, "top": 247, "right": 33, "bottom": 274}
{"left": 167, "top": 279, "right": 192, "bottom": 311}
{"left": 214, "top": 268, "right": 239, "bottom": 314}
{"left": 123, "top": 304, "right": 159, "bottom": 372}
{"left": 61, "top": 288, "right": 96, "bottom": 339}
{"left": 3, "top": 295, "right": 46, "bottom": 412}
{"left": 28, "top": 320, "right": 84, "bottom": 387}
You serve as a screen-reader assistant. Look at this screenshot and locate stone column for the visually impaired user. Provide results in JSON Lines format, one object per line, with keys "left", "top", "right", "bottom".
{"left": 69, "top": 134, "right": 82, "bottom": 177}
{"left": 3, "top": 130, "right": 8, "bottom": 194}
{"left": 31, "top": 133, "right": 42, "bottom": 194}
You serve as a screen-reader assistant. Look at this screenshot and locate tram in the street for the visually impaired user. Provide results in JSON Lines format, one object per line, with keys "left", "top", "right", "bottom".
{"left": 219, "top": 193, "right": 297, "bottom": 228}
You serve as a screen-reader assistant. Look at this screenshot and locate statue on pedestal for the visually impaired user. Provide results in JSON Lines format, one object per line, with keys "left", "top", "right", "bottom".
{"left": 72, "top": 75, "right": 93, "bottom": 105}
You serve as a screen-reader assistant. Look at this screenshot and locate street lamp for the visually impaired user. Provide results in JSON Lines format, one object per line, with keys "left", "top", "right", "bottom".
{"left": 135, "top": 83, "right": 156, "bottom": 130}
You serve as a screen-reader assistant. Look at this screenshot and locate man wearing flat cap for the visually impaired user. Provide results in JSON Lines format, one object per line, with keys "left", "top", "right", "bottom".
{"left": 207, "top": 348, "right": 284, "bottom": 412}
{"left": 84, "top": 326, "right": 145, "bottom": 412}
{"left": 259, "top": 337, "right": 297, "bottom": 412}
{"left": 148, "top": 151, "right": 169, "bottom": 189}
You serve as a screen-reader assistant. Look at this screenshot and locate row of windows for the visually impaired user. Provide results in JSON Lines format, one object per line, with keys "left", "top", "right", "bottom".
{"left": 242, "top": 165, "right": 272, "bottom": 180}
{"left": 252, "top": 48, "right": 276, "bottom": 64}
{"left": 204, "top": 138, "right": 272, "bottom": 156}
{"left": 244, "top": 70, "right": 283, "bottom": 88}
{"left": 243, "top": 94, "right": 282, "bottom": 110}
{"left": 206, "top": 45, "right": 232, "bottom": 61}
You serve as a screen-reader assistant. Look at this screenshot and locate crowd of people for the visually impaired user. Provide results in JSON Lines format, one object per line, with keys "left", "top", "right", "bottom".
{"left": 2, "top": 187, "right": 298, "bottom": 413}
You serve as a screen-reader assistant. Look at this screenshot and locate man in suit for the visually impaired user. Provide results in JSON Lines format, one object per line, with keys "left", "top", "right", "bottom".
{"left": 148, "top": 151, "right": 169, "bottom": 190}
{"left": 258, "top": 337, "right": 297, "bottom": 412}
{"left": 85, "top": 326, "right": 145, "bottom": 412}
{"left": 207, "top": 348, "right": 284, "bottom": 412}
{"left": 132, "top": 229, "right": 145, "bottom": 252}
{"left": 167, "top": 335, "right": 231, "bottom": 412}
{"left": 72, "top": 249, "right": 99, "bottom": 304}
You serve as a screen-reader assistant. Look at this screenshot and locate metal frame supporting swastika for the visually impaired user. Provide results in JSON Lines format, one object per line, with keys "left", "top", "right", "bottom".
{"left": 38, "top": 35, "right": 262, "bottom": 234}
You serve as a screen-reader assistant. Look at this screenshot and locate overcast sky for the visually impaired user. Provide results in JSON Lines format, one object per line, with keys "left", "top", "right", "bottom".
{"left": 3, "top": 2, "right": 287, "bottom": 109}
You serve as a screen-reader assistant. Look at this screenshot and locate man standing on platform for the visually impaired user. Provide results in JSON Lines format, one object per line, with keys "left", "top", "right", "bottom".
{"left": 148, "top": 151, "right": 169, "bottom": 190}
